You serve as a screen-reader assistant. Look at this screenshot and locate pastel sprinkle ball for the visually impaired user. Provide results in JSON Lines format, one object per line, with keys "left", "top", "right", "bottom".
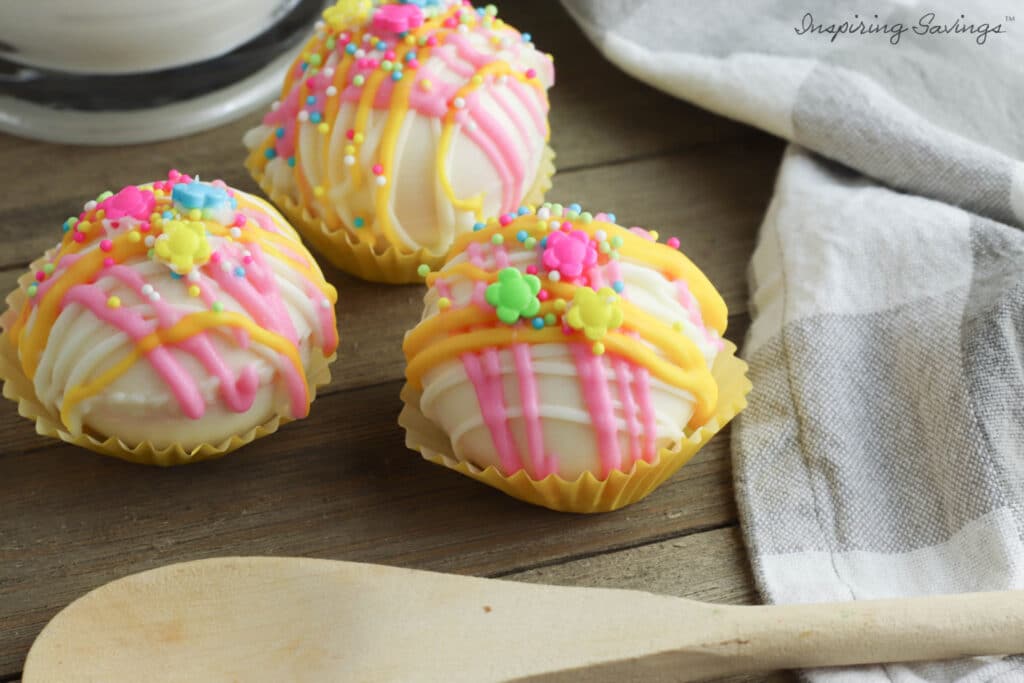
{"left": 667, "top": 237, "right": 681, "bottom": 249}
{"left": 417, "top": 264, "right": 431, "bottom": 277}
{"left": 107, "top": 296, "right": 121, "bottom": 309}
{"left": 212, "top": 301, "right": 224, "bottom": 313}
{"left": 438, "top": 297, "right": 451, "bottom": 310}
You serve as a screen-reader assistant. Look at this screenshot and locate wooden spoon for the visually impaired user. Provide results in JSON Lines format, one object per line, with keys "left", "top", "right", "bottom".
{"left": 23, "top": 556, "right": 1024, "bottom": 682}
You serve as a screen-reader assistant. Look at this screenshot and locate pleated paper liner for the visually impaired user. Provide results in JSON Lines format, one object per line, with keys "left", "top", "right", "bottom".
{"left": 399, "top": 340, "right": 751, "bottom": 513}
{"left": 246, "top": 144, "right": 556, "bottom": 284}
{"left": 0, "top": 258, "right": 336, "bottom": 466}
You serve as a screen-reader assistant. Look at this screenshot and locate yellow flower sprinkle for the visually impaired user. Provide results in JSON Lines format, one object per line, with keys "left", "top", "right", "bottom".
{"left": 566, "top": 287, "right": 623, "bottom": 342}
{"left": 153, "top": 220, "right": 212, "bottom": 274}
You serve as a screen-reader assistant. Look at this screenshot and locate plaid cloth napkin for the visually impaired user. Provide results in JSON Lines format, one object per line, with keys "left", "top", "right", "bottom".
{"left": 561, "top": 1, "right": 1024, "bottom": 680}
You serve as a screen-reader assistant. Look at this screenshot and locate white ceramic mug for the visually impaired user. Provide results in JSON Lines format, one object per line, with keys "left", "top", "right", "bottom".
{"left": 0, "top": 0, "right": 302, "bottom": 74}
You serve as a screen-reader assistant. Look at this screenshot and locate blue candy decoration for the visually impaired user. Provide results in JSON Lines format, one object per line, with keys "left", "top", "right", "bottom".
{"left": 172, "top": 180, "right": 231, "bottom": 212}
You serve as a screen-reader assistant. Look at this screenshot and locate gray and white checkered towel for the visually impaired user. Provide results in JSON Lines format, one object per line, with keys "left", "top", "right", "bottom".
{"left": 562, "top": 1, "right": 1024, "bottom": 680}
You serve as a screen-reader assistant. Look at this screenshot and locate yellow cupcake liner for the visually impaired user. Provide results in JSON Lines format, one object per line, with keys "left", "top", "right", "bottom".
{"left": 0, "top": 257, "right": 336, "bottom": 466}
{"left": 399, "top": 341, "right": 750, "bottom": 513}
{"left": 246, "top": 145, "right": 556, "bottom": 284}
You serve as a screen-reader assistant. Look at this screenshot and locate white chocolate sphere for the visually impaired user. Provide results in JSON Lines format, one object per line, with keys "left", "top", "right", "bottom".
{"left": 9, "top": 172, "right": 338, "bottom": 451}
{"left": 245, "top": 0, "right": 555, "bottom": 263}
{"left": 404, "top": 209, "right": 726, "bottom": 480}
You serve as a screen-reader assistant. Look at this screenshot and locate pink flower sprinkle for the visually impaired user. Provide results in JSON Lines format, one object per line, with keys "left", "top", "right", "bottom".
{"left": 373, "top": 4, "right": 424, "bottom": 34}
{"left": 542, "top": 230, "right": 598, "bottom": 279}
{"left": 100, "top": 239, "right": 113, "bottom": 252}
{"left": 666, "top": 237, "right": 680, "bottom": 249}
{"left": 100, "top": 185, "right": 155, "bottom": 222}
{"left": 168, "top": 169, "right": 182, "bottom": 181}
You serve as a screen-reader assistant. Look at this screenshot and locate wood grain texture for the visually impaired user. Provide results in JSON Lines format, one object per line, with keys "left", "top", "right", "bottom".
{"left": 0, "top": 0, "right": 784, "bottom": 678}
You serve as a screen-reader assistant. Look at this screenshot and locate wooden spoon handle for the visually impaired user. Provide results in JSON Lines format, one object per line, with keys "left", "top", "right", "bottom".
{"left": 524, "top": 590, "right": 1024, "bottom": 681}
{"left": 722, "top": 590, "right": 1024, "bottom": 669}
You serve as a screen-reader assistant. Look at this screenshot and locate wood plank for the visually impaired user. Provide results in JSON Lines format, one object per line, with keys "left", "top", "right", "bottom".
{"left": 0, "top": 377, "right": 743, "bottom": 675}
{"left": 510, "top": 526, "right": 795, "bottom": 683}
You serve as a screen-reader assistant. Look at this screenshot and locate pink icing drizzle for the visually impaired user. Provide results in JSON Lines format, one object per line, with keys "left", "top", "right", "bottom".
{"left": 676, "top": 279, "right": 724, "bottom": 351}
{"left": 571, "top": 343, "right": 621, "bottom": 478}
{"left": 590, "top": 261, "right": 641, "bottom": 470}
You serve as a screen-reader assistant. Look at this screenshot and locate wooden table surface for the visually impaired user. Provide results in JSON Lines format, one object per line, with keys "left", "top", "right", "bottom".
{"left": 0, "top": 2, "right": 789, "bottom": 681}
